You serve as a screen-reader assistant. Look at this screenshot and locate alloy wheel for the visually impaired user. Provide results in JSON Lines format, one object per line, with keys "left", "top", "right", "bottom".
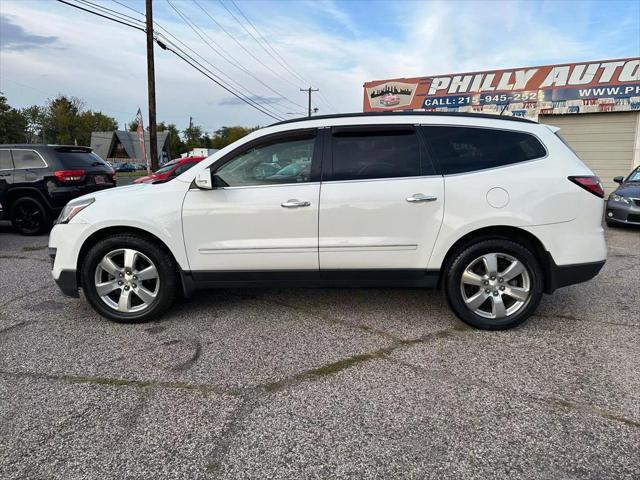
{"left": 459, "top": 252, "right": 531, "bottom": 320}
{"left": 13, "top": 202, "right": 43, "bottom": 234}
{"left": 93, "top": 248, "right": 160, "bottom": 313}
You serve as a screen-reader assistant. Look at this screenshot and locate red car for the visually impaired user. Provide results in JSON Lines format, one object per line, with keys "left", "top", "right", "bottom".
{"left": 132, "top": 156, "right": 206, "bottom": 184}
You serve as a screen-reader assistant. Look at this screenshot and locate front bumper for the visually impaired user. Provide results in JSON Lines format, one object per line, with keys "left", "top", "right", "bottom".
{"left": 55, "top": 270, "right": 80, "bottom": 297}
{"left": 606, "top": 198, "right": 640, "bottom": 225}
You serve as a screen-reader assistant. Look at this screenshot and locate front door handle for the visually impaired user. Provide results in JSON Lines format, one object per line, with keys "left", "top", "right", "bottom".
{"left": 406, "top": 193, "right": 437, "bottom": 203}
{"left": 281, "top": 199, "right": 311, "bottom": 208}
{"left": 0, "top": 172, "right": 10, "bottom": 177}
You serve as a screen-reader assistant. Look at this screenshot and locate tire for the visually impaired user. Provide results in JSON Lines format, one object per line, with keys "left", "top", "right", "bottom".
{"left": 444, "top": 238, "right": 544, "bottom": 330}
{"left": 10, "top": 196, "right": 52, "bottom": 236}
{"left": 81, "top": 234, "right": 178, "bottom": 323}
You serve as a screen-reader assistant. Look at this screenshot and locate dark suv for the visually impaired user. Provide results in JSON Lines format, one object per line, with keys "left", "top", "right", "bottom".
{"left": 0, "top": 145, "right": 115, "bottom": 235}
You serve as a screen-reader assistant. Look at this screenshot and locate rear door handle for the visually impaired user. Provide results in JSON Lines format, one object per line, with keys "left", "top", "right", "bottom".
{"left": 281, "top": 199, "right": 311, "bottom": 208}
{"left": 0, "top": 172, "right": 10, "bottom": 177}
{"left": 406, "top": 193, "right": 437, "bottom": 203}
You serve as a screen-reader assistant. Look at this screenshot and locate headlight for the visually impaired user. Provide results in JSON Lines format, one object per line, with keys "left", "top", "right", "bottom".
{"left": 56, "top": 197, "right": 95, "bottom": 224}
{"left": 609, "top": 194, "right": 630, "bottom": 204}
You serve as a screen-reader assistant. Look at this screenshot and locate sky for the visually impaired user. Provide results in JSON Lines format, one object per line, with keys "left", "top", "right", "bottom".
{"left": 1, "top": 0, "right": 639, "bottom": 133}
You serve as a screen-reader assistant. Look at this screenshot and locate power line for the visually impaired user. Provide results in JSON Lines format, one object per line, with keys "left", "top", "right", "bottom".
{"left": 227, "top": 0, "right": 339, "bottom": 114}
{"left": 154, "top": 22, "right": 286, "bottom": 120}
{"left": 56, "top": 0, "right": 284, "bottom": 121}
{"left": 161, "top": 42, "right": 283, "bottom": 121}
{"left": 110, "top": 0, "right": 291, "bottom": 118}
{"left": 76, "top": 0, "right": 144, "bottom": 24}
{"left": 157, "top": 31, "right": 285, "bottom": 120}
{"left": 164, "top": 0, "right": 301, "bottom": 114}
{"left": 193, "top": 0, "right": 306, "bottom": 97}
{"left": 215, "top": 0, "right": 304, "bottom": 90}
{"left": 55, "top": 0, "right": 145, "bottom": 31}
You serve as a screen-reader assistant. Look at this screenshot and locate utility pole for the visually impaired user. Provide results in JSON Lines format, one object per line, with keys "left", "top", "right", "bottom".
{"left": 145, "top": 0, "right": 159, "bottom": 171}
{"left": 300, "top": 87, "right": 319, "bottom": 117}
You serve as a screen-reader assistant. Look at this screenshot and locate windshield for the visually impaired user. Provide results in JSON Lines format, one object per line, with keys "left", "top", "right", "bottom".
{"left": 626, "top": 166, "right": 640, "bottom": 182}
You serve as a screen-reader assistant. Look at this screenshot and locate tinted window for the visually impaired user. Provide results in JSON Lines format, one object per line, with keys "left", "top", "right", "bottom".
{"left": 422, "top": 126, "right": 546, "bottom": 175}
{"left": 215, "top": 136, "right": 315, "bottom": 187}
{"left": 0, "top": 150, "right": 12, "bottom": 170}
{"left": 331, "top": 129, "right": 423, "bottom": 181}
{"left": 54, "top": 150, "right": 109, "bottom": 168}
{"left": 12, "top": 150, "right": 46, "bottom": 169}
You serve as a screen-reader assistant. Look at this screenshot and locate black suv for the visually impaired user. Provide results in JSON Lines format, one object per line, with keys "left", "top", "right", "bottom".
{"left": 0, "top": 145, "right": 115, "bottom": 235}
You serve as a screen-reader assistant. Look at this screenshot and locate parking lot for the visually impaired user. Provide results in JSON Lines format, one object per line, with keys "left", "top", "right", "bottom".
{"left": 0, "top": 222, "right": 638, "bottom": 479}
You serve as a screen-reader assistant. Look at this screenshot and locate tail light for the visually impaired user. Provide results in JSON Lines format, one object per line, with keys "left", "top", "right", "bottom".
{"left": 568, "top": 176, "right": 604, "bottom": 198}
{"left": 54, "top": 170, "right": 86, "bottom": 182}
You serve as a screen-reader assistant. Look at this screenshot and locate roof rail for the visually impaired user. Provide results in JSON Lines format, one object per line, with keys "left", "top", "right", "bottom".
{"left": 270, "top": 111, "right": 537, "bottom": 127}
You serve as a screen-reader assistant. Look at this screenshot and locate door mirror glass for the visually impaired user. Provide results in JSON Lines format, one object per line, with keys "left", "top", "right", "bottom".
{"left": 613, "top": 176, "right": 624, "bottom": 184}
{"left": 195, "top": 169, "right": 213, "bottom": 190}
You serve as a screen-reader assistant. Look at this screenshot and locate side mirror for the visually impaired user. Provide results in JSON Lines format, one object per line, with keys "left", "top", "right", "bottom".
{"left": 613, "top": 176, "right": 624, "bottom": 184}
{"left": 194, "top": 169, "right": 213, "bottom": 190}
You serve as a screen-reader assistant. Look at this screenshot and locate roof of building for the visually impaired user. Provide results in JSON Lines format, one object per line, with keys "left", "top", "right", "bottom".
{"left": 270, "top": 111, "right": 537, "bottom": 127}
{"left": 90, "top": 131, "right": 170, "bottom": 160}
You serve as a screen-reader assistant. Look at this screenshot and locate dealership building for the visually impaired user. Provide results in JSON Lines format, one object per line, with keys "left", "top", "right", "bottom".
{"left": 363, "top": 57, "right": 640, "bottom": 194}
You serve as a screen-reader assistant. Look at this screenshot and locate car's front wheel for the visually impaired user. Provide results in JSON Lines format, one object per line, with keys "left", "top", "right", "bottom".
{"left": 81, "top": 234, "right": 178, "bottom": 323}
{"left": 444, "top": 239, "right": 543, "bottom": 330}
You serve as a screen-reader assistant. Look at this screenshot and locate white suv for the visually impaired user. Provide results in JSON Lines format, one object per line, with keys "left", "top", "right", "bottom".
{"left": 49, "top": 113, "right": 607, "bottom": 330}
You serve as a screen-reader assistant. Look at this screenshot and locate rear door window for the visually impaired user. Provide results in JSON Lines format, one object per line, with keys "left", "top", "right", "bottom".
{"left": 421, "top": 126, "right": 546, "bottom": 175}
{"left": 330, "top": 126, "right": 429, "bottom": 181}
{"left": 0, "top": 150, "right": 13, "bottom": 170}
{"left": 53, "top": 150, "right": 109, "bottom": 169}
{"left": 12, "top": 150, "right": 47, "bottom": 169}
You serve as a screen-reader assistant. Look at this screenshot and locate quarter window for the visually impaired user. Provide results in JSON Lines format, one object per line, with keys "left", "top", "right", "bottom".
{"left": 331, "top": 128, "right": 424, "bottom": 181}
{"left": 0, "top": 150, "right": 12, "bottom": 170}
{"left": 214, "top": 136, "right": 315, "bottom": 187}
{"left": 422, "top": 126, "right": 546, "bottom": 175}
{"left": 12, "top": 150, "right": 46, "bottom": 169}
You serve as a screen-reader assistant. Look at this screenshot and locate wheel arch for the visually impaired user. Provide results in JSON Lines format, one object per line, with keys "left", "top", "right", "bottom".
{"left": 6, "top": 187, "right": 52, "bottom": 213}
{"left": 76, "top": 226, "right": 194, "bottom": 298}
{"left": 438, "top": 225, "right": 553, "bottom": 293}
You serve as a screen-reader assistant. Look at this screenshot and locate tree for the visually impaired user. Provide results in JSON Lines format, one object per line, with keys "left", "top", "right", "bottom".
{"left": 76, "top": 110, "right": 118, "bottom": 146}
{"left": 0, "top": 94, "right": 27, "bottom": 143}
{"left": 21, "top": 105, "right": 45, "bottom": 143}
{"left": 158, "top": 122, "right": 185, "bottom": 158}
{"left": 183, "top": 123, "right": 204, "bottom": 150}
{"left": 211, "top": 126, "right": 258, "bottom": 149}
{"left": 42, "top": 95, "right": 84, "bottom": 145}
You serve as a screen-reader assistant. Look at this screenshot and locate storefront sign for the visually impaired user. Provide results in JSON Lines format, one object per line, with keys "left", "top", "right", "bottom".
{"left": 363, "top": 58, "right": 640, "bottom": 119}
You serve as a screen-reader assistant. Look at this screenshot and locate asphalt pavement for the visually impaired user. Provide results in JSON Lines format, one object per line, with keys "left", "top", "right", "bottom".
{"left": 1, "top": 221, "right": 638, "bottom": 479}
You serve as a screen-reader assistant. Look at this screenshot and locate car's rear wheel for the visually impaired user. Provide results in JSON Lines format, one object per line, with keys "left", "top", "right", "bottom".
{"left": 444, "top": 239, "right": 543, "bottom": 330}
{"left": 11, "top": 197, "right": 51, "bottom": 235}
{"left": 81, "top": 234, "right": 178, "bottom": 323}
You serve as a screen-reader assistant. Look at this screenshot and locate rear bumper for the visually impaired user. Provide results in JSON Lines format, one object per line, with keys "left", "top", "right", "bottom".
{"left": 545, "top": 256, "right": 605, "bottom": 293}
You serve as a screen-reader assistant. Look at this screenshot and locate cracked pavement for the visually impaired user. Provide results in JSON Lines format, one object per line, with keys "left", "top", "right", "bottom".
{"left": 0, "top": 221, "right": 639, "bottom": 479}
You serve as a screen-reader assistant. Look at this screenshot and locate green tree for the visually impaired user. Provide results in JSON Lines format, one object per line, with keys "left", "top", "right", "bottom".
{"left": 20, "top": 105, "right": 45, "bottom": 143}
{"left": 183, "top": 123, "right": 204, "bottom": 150}
{"left": 0, "top": 94, "right": 27, "bottom": 143}
{"left": 211, "top": 126, "right": 258, "bottom": 149}
{"left": 76, "top": 110, "right": 118, "bottom": 146}
{"left": 42, "top": 95, "right": 84, "bottom": 145}
{"left": 158, "top": 122, "right": 185, "bottom": 158}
